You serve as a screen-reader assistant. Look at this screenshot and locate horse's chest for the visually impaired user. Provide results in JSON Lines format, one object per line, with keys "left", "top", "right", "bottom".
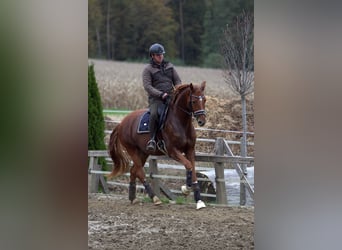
{"left": 170, "top": 130, "right": 194, "bottom": 147}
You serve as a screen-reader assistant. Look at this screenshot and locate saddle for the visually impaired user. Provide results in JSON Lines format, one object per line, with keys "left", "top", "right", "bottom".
{"left": 137, "top": 103, "right": 169, "bottom": 134}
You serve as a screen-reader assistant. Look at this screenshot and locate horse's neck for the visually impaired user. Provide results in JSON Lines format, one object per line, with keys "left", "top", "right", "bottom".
{"left": 167, "top": 93, "right": 193, "bottom": 130}
{"left": 169, "top": 105, "right": 192, "bottom": 123}
{"left": 165, "top": 109, "right": 192, "bottom": 141}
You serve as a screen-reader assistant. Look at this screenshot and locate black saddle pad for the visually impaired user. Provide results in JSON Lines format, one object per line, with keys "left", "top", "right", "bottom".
{"left": 137, "top": 104, "right": 169, "bottom": 134}
{"left": 137, "top": 111, "right": 150, "bottom": 134}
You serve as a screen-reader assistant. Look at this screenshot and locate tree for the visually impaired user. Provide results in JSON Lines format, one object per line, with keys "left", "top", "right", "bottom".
{"left": 106, "top": 0, "right": 111, "bottom": 59}
{"left": 179, "top": 0, "right": 185, "bottom": 62}
{"left": 88, "top": 0, "right": 104, "bottom": 58}
{"left": 88, "top": 0, "right": 253, "bottom": 66}
{"left": 125, "top": 0, "right": 178, "bottom": 59}
{"left": 202, "top": 0, "right": 253, "bottom": 67}
{"left": 96, "top": 0, "right": 177, "bottom": 61}
{"left": 167, "top": 0, "right": 206, "bottom": 65}
{"left": 88, "top": 64, "right": 106, "bottom": 169}
{"left": 220, "top": 11, "right": 254, "bottom": 205}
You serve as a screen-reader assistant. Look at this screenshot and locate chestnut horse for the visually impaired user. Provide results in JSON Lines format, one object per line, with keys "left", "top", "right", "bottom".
{"left": 107, "top": 82, "right": 207, "bottom": 209}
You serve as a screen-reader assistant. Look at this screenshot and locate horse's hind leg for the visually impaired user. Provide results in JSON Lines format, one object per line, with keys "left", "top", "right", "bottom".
{"left": 125, "top": 146, "right": 143, "bottom": 204}
{"left": 127, "top": 149, "right": 162, "bottom": 205}
{"left": 135, "top": 165, "right": 162, "bottom": 205}
{"left": 129, "top": 167, "right": 138, "bottom": 204}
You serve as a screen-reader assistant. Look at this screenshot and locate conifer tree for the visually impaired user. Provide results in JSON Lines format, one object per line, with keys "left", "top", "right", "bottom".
{"left": 88, "top": 63, "right": 106, "bottom": 169}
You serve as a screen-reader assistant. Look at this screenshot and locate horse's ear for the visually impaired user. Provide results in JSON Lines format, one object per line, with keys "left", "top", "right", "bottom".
{"left": 201, "top": 81, "right": 206, "bottom": 91}
{"left": 190, "top": 83, "right": 194, "bottom": 90}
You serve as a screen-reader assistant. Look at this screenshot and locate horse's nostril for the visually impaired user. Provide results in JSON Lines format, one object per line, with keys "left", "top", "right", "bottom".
{"left": 198, "top": 120, "right": 205, "bottom": 126}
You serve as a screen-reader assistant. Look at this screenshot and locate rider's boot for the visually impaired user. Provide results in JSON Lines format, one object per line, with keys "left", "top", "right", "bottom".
{"left": 146, "top": 105, "right": 158, "bottom": 152}
{"left": 146, "top": 128, "right": 157, "bottom": 151}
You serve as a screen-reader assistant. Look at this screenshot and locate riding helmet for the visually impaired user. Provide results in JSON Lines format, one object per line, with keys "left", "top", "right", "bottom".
{"left": 149, "top": 43, "right": 165, "bottom": 57}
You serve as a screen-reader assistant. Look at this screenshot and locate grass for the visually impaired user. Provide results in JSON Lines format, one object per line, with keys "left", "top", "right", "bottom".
{"left": 175, "top": 196, "right": 188, "bottom": 205}
{"left": 103, "top": 109, "right": 132, "bottom": 116}
{"left": 141, "top": 195, "right": 188, "bottom": 205}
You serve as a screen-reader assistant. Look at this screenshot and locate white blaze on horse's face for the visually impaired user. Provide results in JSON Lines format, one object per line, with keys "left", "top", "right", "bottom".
{"left": 195, "top": 96, "right": 206, "bottom": 126}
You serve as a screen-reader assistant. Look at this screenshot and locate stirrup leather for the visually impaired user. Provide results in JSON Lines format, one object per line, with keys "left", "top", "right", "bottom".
{"left": 156, "top": 140, "right": 168, "bottom": 155}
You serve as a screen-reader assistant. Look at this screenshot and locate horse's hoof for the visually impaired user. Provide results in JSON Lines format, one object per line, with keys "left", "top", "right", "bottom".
{"left": 153, "top": 196, "right": 162, "bottom": 205}
{"left": 196, "top": 200, "right": 206, "bottom": 210}
{"left": 131, "top": 198, "right": 139, "bottom": 205}
{"left": 181, "top": 185, "right": 191, "bottom": 196}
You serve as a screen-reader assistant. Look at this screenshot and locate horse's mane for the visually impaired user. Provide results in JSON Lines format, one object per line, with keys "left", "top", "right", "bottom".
{"left": 174, "top": 83, "right": 190, "bottom": 93}
{"left": 172, "top": 83, "right": 190, "bottom": 103}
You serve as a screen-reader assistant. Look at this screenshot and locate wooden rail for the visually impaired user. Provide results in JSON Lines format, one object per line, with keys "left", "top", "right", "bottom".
{"left": 88, "top": 138, "right": 254, "bottom": 205}
{"left": 88, "top": 150, "right": 254, "bottom": 164}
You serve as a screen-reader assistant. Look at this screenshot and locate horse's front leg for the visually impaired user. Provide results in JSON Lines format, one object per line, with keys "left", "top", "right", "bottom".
{"left": 180, "top": 148, "right": 196, "bottom": 195}
{"left": 182, "top": 168, "right": 206, "bottom": 209}
{"left": 191, "top": 181, "right": 206, "bottom": 209}
{"left": 186, "top": 149, "right": 206, "bottom": 209}
{"left": 168, "top": 148, "right": 194, "bottom": 170}
{"left": 170, "top": 148, "right": 206, "bottom": 209}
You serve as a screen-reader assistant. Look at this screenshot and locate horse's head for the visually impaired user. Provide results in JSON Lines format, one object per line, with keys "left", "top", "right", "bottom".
{"left": 189, "top": 81, "right": 207, "bottom": 126}
{"left": 172, "top": 81, "right": 207, "bottom": 126}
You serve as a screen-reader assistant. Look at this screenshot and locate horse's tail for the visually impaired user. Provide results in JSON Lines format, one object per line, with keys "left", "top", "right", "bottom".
{"left": 107, "top": 125, "right": 130, "bottom": 179}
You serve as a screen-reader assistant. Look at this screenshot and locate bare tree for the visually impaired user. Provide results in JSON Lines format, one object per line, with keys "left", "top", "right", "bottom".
{"left": 220, "top": 11, "right": 254, "bottom": 205}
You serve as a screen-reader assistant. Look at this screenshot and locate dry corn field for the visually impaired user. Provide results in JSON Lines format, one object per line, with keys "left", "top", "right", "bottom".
{"left": 91, "top": 59, "right": 254, "bottom": 155}
{"left": 89, "top": 59, "right": 249, "bottom": 109}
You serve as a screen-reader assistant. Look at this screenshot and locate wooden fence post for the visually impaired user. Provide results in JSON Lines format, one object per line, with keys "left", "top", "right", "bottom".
{"left": 88, "top": 157, "right": 93, "bottom": 193}
{"left": 97, "top": 162, "right": 109, "bottom": 194}
{"left": 149, "top": 158, "right": 160, "bottom": 197}
{"left": 223, "top": 140, "right": 254, "bottom": 201}
{"left": 88, "top": 156, "right": 99, "bottom": 193}
{"left": 88, "top": 157, "right": 109, "bottom": 193}
{"left": 214, "top": 138, "right": 228, "bottom": 205}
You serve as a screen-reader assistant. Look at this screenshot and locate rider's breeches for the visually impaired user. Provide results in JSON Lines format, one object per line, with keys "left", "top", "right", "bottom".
{"left": 148, "top": 101, "right": 162, "bottom": 139}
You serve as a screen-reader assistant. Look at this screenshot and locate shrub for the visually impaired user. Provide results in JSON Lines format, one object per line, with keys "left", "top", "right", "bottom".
{"left": 88, "top": 63, "right": 106, "bottom": 169}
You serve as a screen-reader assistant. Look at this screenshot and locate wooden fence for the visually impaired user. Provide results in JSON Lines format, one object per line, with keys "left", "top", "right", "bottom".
{"left": 88, "top": 137, "right": 254, "bottom": 206}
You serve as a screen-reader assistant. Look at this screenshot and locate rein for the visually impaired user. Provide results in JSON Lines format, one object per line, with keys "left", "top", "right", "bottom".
{"left": 177, "top": 106, "right": 192, "bottom": 116}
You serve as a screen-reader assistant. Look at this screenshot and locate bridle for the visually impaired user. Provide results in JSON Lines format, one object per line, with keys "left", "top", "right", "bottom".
{"left": 190, "top": 94, "right": 206, "bottom": 118}
{"left": 177, "top": 89, "right": 206, "bottom": 118}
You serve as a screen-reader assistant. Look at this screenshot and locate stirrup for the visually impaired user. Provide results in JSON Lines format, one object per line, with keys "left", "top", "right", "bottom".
{"left": 157, "top": 140, "right": 168, "bottom": 155}
{"left": 146, "top": 139, "right": 156, "bottom": 151}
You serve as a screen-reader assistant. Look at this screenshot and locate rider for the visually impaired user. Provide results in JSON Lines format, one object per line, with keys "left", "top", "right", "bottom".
{"left": 143, "top": 43, "right": 182, "bottom": 151}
